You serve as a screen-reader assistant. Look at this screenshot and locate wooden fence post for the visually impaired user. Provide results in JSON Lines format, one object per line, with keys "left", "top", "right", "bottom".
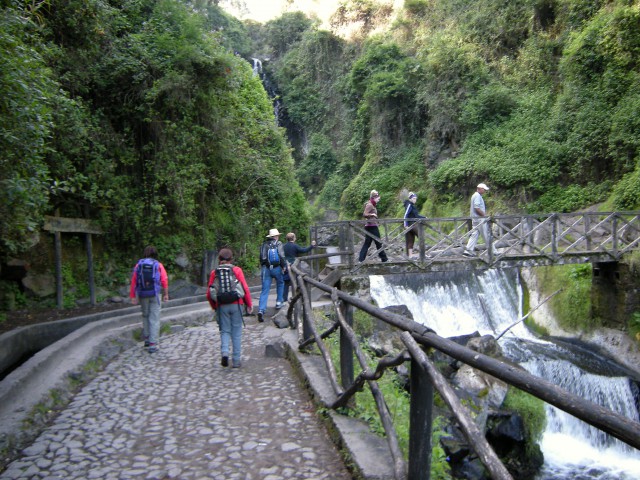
{"left": 409, "top": 356, "right": 433, "bottom": 479}
{"left": 86, "top": 233, "right": 96, "bottom": 306}
{"left": 302, "top": 281, "right": 314, "bottom": 342}
{"left": 340, "top": 302, "right": 354, "bottom": 390}
{"left": 54, "top": 230, "right": 63, "bottom": 309}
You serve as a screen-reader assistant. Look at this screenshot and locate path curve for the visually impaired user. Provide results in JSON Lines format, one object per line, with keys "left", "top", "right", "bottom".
{"left": 0, "top": 320, "right": 352, "bottom": 479}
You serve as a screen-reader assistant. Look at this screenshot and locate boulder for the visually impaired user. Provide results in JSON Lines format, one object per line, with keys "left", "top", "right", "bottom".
{"left": 452, "top": 364, "right": 508, "bottom": 409}
{"left": 22, "top": 272, "right": 56, "bottom": 298}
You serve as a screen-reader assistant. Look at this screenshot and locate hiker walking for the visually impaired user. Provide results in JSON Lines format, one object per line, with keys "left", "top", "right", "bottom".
{"left": 257, "top": 228, "right": 287, "bottom": 323}
{"left": 283, "top": 231, "right": 316, "bottom": 301}
{"left": 206, "top": 248, "right": 252, "bottom": 368}
{"left": 358, "top": 190, "right": 388, "bottom": 263}
{"left": 129, "top": 245, "right": 169, "bottom": 353}
{"left": 403, "top": 191, "right": 425, "bottom": 257}
{"left": 463, "top": 183, "right": 497, "bottom": 257}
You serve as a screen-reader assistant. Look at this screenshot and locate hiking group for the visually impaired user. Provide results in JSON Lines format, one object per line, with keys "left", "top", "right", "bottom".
{"left": 358, "top": 183, "right": 493, "bottom": 262}
{"left": 128, "top": 184, "right": 491, "bottom": 362}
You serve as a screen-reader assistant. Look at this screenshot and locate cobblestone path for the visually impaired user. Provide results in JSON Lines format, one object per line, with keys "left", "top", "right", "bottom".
{"left": 1, "top": 321, "right": 352, "bottom": 479}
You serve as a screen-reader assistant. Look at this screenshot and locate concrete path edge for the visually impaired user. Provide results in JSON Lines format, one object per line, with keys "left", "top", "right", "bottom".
{"left": 274, "top": 327, "right": 396, "bottom": 480}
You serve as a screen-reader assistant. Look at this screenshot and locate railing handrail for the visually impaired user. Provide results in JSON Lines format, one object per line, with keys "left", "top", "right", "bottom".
{"left": 288, "top": 263, "right": 640, "bottom": 479}
{"left": 308, "top": 211, "right": 640, "bottom": 271}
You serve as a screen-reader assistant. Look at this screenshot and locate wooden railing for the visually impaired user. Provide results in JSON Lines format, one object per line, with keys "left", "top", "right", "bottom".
{"left": 309, "top": 211, "right": 640, "bottom": 272}
{"left": 285, "top": 262, "right": 640, "bottom": 480}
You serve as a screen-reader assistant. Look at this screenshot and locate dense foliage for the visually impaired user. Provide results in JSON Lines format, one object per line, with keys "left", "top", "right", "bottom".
{"left": 253, "top": 0, "right": 640, "bottom": 220}
{"left": 3, "top": 0, "right": 640, "bottom": 287}
{"left": 0, "top": 0, "right": 308, "bottom": 276}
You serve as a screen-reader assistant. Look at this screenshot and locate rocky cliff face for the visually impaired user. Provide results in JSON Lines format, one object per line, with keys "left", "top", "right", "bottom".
{"left": 521, "top": 267, "right": 640, "bottom": 377}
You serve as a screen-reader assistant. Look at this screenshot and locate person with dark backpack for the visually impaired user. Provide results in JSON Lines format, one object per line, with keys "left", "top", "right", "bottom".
{"left": 257, "top": 228, "right": 287, "bottom": 323}
{"left": 129, "top": 246, "right": 169, "bottom": 353}
{"left": 206, "top": 248, "right": 252, "bottom": 368}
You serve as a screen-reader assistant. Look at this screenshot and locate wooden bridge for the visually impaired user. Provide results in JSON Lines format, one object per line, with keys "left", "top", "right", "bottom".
{"left": 283, "top": 210, "right": 640, "bottom": 478}
{"left": 309, "top": 211, "right": 640, "bottom": 273}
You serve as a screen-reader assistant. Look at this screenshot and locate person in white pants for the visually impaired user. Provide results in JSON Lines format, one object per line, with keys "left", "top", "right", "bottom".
{"left": 464, "top": 183, "right": 495, "bottom": 257}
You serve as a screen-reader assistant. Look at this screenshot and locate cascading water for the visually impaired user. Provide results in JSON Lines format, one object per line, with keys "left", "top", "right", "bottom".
{"left": 370, "top": 269, "right": 640, "bottom": 479}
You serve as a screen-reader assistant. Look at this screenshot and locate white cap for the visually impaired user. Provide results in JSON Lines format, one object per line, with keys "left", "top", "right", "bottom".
{"left": 477, "top": 183, "right": 490, "bottom": 191}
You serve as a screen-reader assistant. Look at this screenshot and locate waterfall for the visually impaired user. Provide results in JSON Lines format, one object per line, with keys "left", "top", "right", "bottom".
{"left": 370, "top": 270, "right": 640, "bottom": 479}
{"left": 251, "top": 58, "right": 262, "bottom": 76}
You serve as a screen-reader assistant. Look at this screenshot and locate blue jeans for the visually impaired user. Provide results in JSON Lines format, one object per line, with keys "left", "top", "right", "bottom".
{"left": 259, "top": 265, "right": 284, "bottom": 313}
{"left": 139, "top": 295, "right": 161, "bottom": 345}
{"left": 216, "top": 303, "right": 244, "bottom": 365}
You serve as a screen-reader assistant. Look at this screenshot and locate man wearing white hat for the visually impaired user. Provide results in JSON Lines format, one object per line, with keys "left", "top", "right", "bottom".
{"left": 257, "top": 228, "right": 288, "bottom": 322}
{"left": 463, "top": 183, "right": 495, "bottom": 257}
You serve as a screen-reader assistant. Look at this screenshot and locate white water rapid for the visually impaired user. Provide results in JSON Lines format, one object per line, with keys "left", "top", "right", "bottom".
{"left": 369, "top": 269, "right": 640, "bottom": 479}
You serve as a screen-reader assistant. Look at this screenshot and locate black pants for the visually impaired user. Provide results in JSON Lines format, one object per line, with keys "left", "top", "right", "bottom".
{"left": 359, "top": 226, "right": 388, "bottom": 262}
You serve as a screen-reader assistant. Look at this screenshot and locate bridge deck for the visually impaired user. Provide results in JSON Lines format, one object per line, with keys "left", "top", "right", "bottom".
{"left": 311, "top": 211, "right": 640, "bottom": 273}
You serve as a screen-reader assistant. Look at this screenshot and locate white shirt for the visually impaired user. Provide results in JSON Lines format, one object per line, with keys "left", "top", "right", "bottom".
{"left": 470, "top": 191, "right": 486, "bottom": 218}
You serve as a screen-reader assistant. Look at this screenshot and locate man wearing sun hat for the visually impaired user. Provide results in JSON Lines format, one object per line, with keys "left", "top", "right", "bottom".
{"left": 257, "top": 228, "right": 288, "bottom": 323}
{"left": 463, "top": 183, "right": 495, "bottom": 257}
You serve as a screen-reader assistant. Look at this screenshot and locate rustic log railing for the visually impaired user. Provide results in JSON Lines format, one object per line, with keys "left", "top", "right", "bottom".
{"left": 286, "top": 262, "right": 640, "bottom": 480}
{"left": 309, "top": 211, "right": 640, "bottom": 272}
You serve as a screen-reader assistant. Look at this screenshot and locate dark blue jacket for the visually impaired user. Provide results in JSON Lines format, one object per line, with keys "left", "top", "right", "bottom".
{"left": 283, "top": 242, "right": 314, "bottom": 265}
{"left": 403, "top": 200, "right": 425, "bottom": 227}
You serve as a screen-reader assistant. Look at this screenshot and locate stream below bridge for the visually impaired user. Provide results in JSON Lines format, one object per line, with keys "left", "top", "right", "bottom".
{"left": 370, "top": 268, "right": 640, "bottom": 480}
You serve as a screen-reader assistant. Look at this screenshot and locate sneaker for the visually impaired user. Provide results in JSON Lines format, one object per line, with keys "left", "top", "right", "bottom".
{"left": 232, "top": 362, "right": 241, "bottom": 368}
{"left": 221, "top": 356, "right": 229, "bottom": 367}
{"left": 462, "top": 250, "right": 475, "bottom": 258}
{"left": 148, "top": 344, "right": 158, "bottom": 353}
{"left": 257, "top": 311, "right": 264, "bottom": 323}
{"left": 275, "top": 302, "right": 283, "bottom": 310}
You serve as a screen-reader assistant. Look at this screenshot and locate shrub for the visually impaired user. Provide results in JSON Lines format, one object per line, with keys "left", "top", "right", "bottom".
{"left": 502, "top": 387, "right": 547, "bottom": 455}
{"left": 537, "top": 264, "right": 595, "bottom": 331}
{"left": 612, "top": 167, "right": 640, "bottom": 210}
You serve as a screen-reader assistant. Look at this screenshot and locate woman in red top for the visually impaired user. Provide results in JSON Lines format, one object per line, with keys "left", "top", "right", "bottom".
{"left": 206, "top": 248, "right": 253, "bottom": 368}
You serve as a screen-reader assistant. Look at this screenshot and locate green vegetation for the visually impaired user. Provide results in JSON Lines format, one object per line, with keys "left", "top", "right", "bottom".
{"left": 629, "top": 312, "right": 640, "bottom": 343}
{"left": 254, "top": 0, "right": 640, "bottom": 219}
{"left": 323, "top": 324, "right": 451, "bottom": 478}
{"left": 502, "top": 387, "right": 547, "bottom": 455}
{"left": 537, "top": 264, "right": 596, "bottom": 331}
{"left": 0, "top": 0, "right": 308, "bottom": 280}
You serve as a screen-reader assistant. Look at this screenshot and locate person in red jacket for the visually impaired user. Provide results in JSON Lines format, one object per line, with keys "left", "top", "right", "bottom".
{"left": 129, "top": 246, "right": 169, "bottom": 353}
{"left": 206, "top": 248, "right": 253, "bottom": 368}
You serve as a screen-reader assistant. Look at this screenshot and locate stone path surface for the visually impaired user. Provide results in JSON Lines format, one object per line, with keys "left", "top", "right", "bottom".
{"left": 0, "top": 320, "right": 352, "bottom": 479}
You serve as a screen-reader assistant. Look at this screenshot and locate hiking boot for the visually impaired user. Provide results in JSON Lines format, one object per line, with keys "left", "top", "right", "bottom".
{"left": 257, "top": 311, "right": 264, "bottom": 323}
{"left": 148, "top": 344, "right": 158, "bottom": 353}
{"left": 221, "top": 356, "right": 229, "bottom": 367}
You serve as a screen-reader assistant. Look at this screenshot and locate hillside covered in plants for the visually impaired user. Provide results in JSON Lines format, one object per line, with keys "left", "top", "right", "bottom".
{"left": 253, "top": 0, "right": 639, "bottom": 222}
{"left": 1, "top": 0, "right": 639, "bottom": 293}
{"left": 0, "top": 0, "right": 308, "bottom": 279}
